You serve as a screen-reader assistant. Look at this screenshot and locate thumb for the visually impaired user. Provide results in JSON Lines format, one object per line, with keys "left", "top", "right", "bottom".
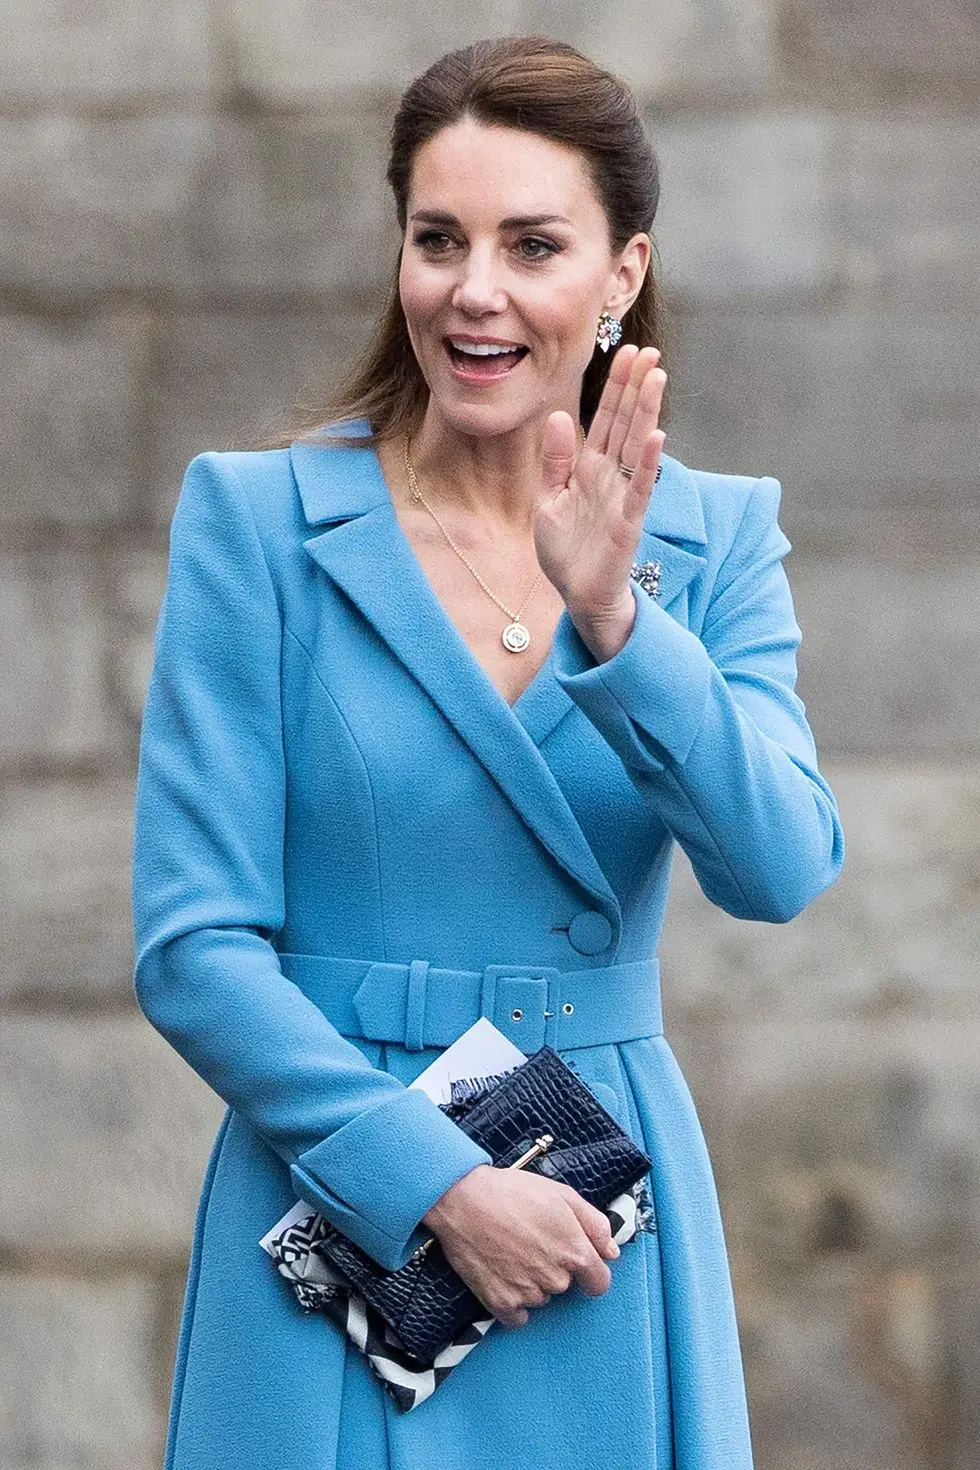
{"left": 540, "top": 410, "right": 577, "bottom": 497}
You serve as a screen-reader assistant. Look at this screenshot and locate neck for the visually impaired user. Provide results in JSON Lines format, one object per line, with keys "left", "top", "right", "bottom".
{"left": 405, "top": 403, "right": 573, "bottom": 532}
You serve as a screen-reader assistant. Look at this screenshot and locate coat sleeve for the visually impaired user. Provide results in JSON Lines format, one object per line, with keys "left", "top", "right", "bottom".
{"left": 550, "top": 475, "right": 844, "bottom": 922}
{"left": 131, "top": 451, "right": 492, "bottom": 1272}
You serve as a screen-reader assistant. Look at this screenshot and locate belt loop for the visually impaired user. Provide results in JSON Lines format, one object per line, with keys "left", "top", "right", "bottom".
{"left": 543, "top": 972, "right": 561, "bottom": 1050}
{"left": 405, "top": 959, "right": 429, "bottom": 1052}
{"left": 479, "top": 967, "right": 498, "bottom": 1029}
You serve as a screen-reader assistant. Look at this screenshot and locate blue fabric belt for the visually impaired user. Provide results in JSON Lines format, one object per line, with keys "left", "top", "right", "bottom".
{"left": 276, "top": 952, "right": 663, "bottom": 1053}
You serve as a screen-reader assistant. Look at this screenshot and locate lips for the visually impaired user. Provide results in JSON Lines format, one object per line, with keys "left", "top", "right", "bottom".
{"left": 444, "top": 336, "right": 529, "bottom": 381}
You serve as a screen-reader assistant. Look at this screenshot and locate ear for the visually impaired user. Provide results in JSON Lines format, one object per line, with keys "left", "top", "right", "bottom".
{"left": 603, "top": 232, "right": 652, "bottom": 320}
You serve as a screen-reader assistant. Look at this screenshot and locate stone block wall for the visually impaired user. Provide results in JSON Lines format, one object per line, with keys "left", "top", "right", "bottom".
{"left": 2, "top": 4, "right": 977, "bottom": 1466}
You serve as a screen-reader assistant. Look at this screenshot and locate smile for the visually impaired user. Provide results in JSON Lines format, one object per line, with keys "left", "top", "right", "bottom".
{"left": 444, "top": 336, "right": 529, "bottom": 381}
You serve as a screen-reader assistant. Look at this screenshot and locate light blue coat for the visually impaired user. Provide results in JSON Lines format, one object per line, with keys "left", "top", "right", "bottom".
{"left": 131, "top": 427, "right": 844, "bottom": 1470}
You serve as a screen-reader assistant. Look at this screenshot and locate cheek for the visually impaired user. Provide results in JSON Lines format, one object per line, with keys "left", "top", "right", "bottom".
{"left": 526, "top": 280, "right": 601, "bottom": 359}
{"left": 399, "top": 261, "right": 447, "bottom": 337}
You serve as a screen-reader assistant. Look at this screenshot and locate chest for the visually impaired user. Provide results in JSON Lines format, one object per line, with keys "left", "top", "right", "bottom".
{"left": 390, "top": 500, "right": 568, "bottom": 709}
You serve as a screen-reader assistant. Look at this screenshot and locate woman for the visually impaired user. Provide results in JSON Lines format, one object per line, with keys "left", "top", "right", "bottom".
{"left": 132, "top": 35, "right": 844, "bottom": 1470}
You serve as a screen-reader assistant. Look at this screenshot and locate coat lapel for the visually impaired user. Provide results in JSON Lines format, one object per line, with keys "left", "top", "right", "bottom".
{"left": 288, "top": 434, "right": 708, "bottom": 931}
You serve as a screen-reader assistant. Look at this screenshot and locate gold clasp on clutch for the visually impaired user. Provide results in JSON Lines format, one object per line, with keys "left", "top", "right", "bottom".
{"left": 411, "top": 1132, "right": 555, "bottom": 1260}
{"left": 510, "top": 1133, "right": 554, "bottom": 1169}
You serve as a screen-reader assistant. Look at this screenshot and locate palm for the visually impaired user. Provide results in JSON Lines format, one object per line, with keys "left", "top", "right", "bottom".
{"left": 533, "top": 345, "right": 666, "bottom": 617}
{"left": 534, "top": 443, "right": 647, "bottom": 608}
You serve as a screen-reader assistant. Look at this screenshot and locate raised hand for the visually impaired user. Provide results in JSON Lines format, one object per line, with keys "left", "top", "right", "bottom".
{"left": 533, "top": 344, "right": 666, "bottom": 660}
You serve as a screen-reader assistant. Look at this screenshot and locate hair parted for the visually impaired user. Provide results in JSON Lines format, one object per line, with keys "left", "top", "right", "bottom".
{"left": 255, "top": 35, "right": 668, "bottom": 450}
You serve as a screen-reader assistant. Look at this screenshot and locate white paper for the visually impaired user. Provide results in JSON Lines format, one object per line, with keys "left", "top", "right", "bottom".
{"left": 407, "top": 1016, "right": 526, "bottom": 1104}
{"left": 260, "top": 1018, "right": 527, "bottom": 1253}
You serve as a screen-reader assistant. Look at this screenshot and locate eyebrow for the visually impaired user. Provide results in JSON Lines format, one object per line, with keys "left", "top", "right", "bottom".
{"left": 409, "top": 210, "right": 573, "bottom": 230}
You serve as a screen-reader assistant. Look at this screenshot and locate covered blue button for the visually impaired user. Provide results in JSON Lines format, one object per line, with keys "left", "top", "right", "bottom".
{"left": 567, "top": 910, "right": 613, "bottom": 956}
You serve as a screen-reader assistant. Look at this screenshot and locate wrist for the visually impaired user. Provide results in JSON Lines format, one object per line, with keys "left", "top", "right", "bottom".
{"left": 566, "top": 591, "right": 637, "bottom": 663}
{"left": 422, "top": 1162, "right": 491, "bottom": 1230}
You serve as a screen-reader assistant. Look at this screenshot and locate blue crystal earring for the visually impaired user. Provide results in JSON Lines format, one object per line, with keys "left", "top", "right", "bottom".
{"left": 595, "top": 310, "right": 623, "bottom": 353}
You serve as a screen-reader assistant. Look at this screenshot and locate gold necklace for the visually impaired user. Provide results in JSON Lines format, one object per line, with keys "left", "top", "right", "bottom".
{"left": 403, "top": 435, "right": 543, "bottom": 654}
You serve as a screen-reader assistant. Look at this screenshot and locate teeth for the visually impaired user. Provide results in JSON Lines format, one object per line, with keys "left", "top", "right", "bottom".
{"left": 450, "top": 340, "right": 523, "bottom": 357}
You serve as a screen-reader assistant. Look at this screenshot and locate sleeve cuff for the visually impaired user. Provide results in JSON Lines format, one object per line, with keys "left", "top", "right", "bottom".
{"left": 551, "top": 582, "right": 713, "bottom": 771}
{"left": 288, "top": 1085, "right": 493, "bottom": 1272}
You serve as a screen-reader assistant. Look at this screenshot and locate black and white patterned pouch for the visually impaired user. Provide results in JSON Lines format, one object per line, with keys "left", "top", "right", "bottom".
{"left": 262, "top": 1072, "right": 657, "bottom": 1413}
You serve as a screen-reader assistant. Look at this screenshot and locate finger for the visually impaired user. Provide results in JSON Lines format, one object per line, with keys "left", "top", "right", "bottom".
{"left": 606, "top": 349, "right": 660, "bottom": 463}
{"left": 607, "top": 347, "right": 661, "bottom": 463}
{"left": 565, "top": 1194, "right": 617, "bottom": 1259}
{"left": 617, "top": 366, "right": 666, "bottom": 480}
{"left": 558, "top": 1204, "right": 615, "bottom": 1296}
{"left": 540, "top": 410, "right": 578, "bottom": 496}
{"left": 585, "top": 343, "right": 640, "bottom": 455}
{"left": 579, "top": 1200, "right": 616, "bottom": 1255}
{"left": 572, "top": 1250, "right": 614, "bottom": 1298}
{"left": 620, "top": 429, "right": 665, "bottom": 527}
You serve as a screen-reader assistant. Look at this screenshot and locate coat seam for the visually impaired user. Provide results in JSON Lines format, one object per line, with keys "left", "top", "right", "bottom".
{"left": 211, "top": 455, "right": 290, "bottom": 940}
{"left": 282, "top": 624, "right": 388, "bottom": 960}
{"left": 221, "top": 455, "right": 285, "bottom": 622}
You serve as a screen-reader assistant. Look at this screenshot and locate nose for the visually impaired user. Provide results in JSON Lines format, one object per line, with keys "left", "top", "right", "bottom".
{"left": 451, "top": 245, "right": 507, "bottom": 317}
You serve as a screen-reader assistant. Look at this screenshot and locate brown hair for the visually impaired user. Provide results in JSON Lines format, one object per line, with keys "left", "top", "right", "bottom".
{"left": 255, "top": 36, "right": 668, "bottom": 449}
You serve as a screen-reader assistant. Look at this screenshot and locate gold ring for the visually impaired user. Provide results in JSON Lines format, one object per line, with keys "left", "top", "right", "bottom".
{"left": 617, "top": 461, "right": 636, "bottom": 479}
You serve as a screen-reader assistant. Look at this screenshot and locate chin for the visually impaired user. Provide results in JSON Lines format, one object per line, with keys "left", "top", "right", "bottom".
{"left": 425, "top": 372, "right": 562, "bottom": 443}
{"left": 426, "top": 388, "right": 535, "bottom": 440}
{"left": 447, "top": 405, "right": 534, "bottom": 440}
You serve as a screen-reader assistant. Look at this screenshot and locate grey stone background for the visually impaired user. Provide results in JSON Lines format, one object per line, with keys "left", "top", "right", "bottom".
{"left": 1, "top": 2, "right": 977, "bottom": 1466}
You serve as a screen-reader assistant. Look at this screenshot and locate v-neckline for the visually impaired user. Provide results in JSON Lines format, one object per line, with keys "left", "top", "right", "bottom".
{"left": 366, "top": 443, "right": 559, "bottom": 722}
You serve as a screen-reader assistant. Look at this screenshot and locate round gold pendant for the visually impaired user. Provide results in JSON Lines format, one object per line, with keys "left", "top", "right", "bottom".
{"left": 502, "top": 621, "right": 531, "bottom": 653}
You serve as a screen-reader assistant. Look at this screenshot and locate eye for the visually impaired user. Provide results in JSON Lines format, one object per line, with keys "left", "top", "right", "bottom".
{"left": 517, "top": 236, "right": 560, "bottom": 261}
{"left": 412, "top": 229, "right": 457, "bottom": 254}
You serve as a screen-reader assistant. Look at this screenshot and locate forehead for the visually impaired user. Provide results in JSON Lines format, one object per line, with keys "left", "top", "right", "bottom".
{"left": 407, "top": 116, "right": 604, "bottom": 225}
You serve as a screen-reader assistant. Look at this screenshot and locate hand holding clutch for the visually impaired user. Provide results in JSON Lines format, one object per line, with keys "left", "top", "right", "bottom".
{"left": 421, "top": 1145, "right": 623, "bottom": 1330}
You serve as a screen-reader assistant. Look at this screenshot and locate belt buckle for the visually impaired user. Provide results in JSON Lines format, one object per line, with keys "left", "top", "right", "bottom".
{"left": 479, "top": 963, "right": 562, "bottom": 1053}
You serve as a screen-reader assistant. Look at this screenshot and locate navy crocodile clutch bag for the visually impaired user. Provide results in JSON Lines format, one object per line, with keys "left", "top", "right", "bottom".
{"left": 313, "top": 1044, "right": 654, "bottom": 1362}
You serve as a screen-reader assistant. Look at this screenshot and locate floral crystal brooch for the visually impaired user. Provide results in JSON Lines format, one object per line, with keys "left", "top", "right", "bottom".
{"left": 629, "top": 560, "right": 662, "bottom": 599}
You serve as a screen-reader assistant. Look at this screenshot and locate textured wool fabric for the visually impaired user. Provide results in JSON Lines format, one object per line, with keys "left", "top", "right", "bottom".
{"left": 131, "top": 427, "right": 844, "bottom": 1470}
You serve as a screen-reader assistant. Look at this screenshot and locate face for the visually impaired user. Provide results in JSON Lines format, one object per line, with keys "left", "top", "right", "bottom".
{"left": 399, "top": 116, "right": 649, "bottom": 439}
